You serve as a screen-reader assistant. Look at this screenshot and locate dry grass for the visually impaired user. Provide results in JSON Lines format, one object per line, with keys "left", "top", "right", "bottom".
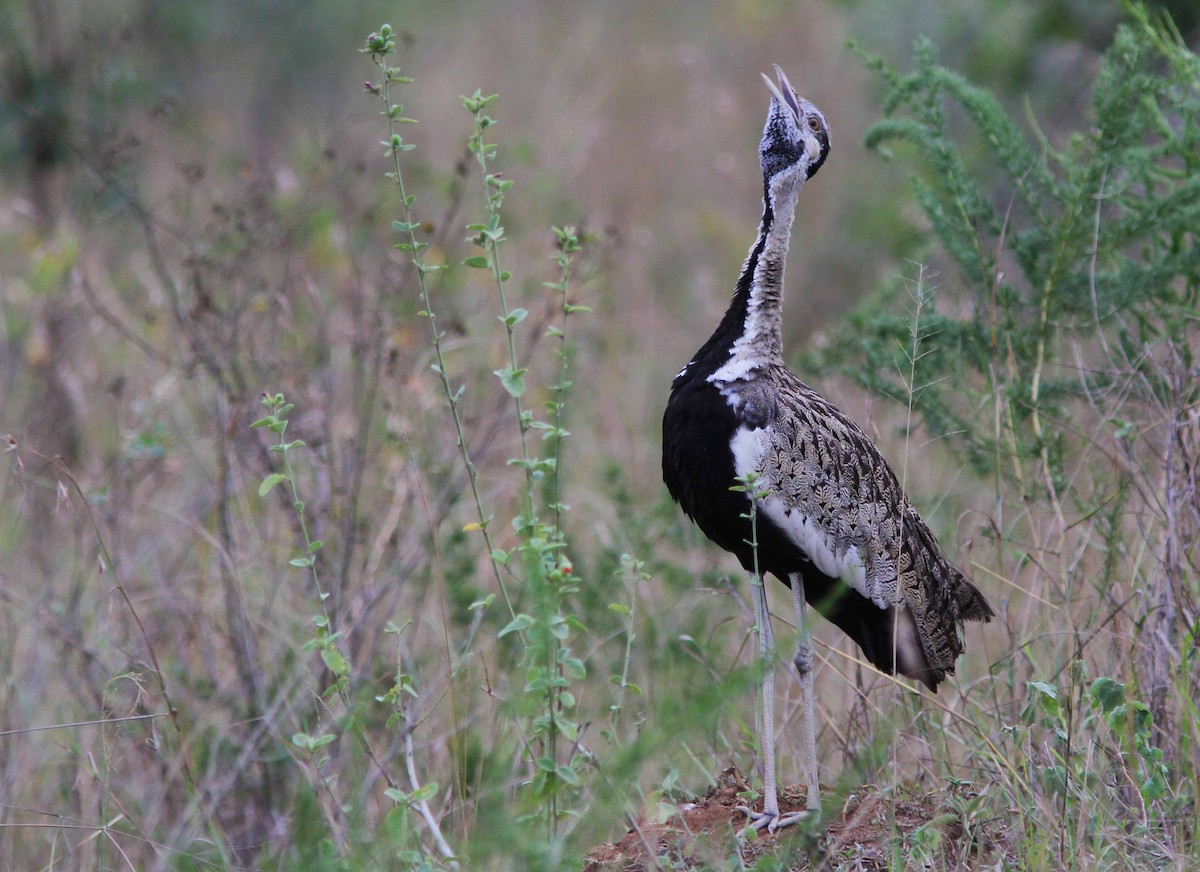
{"left": 1, "top": 1, "right": 1196, "bottom": 869}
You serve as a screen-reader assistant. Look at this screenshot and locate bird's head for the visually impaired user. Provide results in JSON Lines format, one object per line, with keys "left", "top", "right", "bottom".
{"left": 759, "top": 66, "right": 830, "bottom": 205}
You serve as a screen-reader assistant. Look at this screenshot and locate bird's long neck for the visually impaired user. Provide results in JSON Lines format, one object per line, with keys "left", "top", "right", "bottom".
{"left": 698, "top": 178, "right": 800, "bottom": 381}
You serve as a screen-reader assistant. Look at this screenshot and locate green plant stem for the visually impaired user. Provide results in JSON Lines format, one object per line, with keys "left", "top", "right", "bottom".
{"left": 608, "top": 557, "right": 645, "bottom": 743}
{"left": 372, "top": 59, "right": 516, "bottom": 624}
{"left": 465, "top": 102, "right": 536, "bottom": 518}
{"left": 547, "top": 227, "right": 582, "bottom": 532}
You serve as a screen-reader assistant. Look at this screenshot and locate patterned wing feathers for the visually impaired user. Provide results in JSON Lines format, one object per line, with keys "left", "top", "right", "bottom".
{"left": 759, "top": 370, "right": 992, "bottom": 675}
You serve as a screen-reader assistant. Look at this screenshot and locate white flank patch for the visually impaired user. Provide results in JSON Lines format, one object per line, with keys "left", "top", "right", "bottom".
{"left": 729, "top": 425, "right": 876, "bottom": 605}
{"left": 891, "top": 607, "right": 927, "bottom": 678}
{"left": 728, "top": 424, "right": 769, "bottom": 486}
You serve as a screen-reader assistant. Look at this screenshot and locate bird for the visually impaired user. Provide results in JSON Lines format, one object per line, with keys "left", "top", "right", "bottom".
{"left": 661, "top": 66, "right": 994, "bottom": 832}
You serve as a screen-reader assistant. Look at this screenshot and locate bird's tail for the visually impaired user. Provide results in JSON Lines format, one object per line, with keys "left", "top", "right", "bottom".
{"left": 954, "top": 572, "right": 994, "bottom": 623}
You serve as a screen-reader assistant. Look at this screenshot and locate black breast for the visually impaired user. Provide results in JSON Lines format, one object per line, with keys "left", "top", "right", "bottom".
{"left": 662, "top": 372, "right": 749, "bottom": 559}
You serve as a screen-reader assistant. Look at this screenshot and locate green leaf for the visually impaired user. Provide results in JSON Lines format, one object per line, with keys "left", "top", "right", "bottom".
{"left": 1028, "top": 680, "right": 1058, "bottom": 700}
{"left": 321, "top": 647, "right": 350, "bottom": 676}
{"left": 1141, "top": 773, "right": 1167, "bottom": 801}
{"left": 555, "top": 717, "right": 578, "bottom": 741}
{"left": 1040, "top": 765, "right": 1067, "bottom": 795}
{"left": 293, "top": 732, "right": 335, "bottom": 751}
{"left": 499, "top": 614, "right": 533, "bottom": 637}
{"left": 409, "top": 782, "right": 439, "bottom": 803}
{"left": 1024, "top": 680, "right": 1060, "bottom": 724}
{"left": 289, "top": 557, "right": 313, "bottom": 568}
{"left": 462, "top": 256, "right": 490, "bottom": 269}
{"left": 654, "top": 801, "right": 678, "bottom": 826}
{"left": 1090, "top": 677, "right": 1125, "bottom": 714}
{"left": 258, "top": 473, "right": 288, "bottom": 497}
{"left": 503, "top": 308, "right": 528, "bottom": 327}
{"left": 494, "top": 367, "right": 526, "bottom": 398}
{"left": 469, "top": 594, "right": 496, "bottom": 611}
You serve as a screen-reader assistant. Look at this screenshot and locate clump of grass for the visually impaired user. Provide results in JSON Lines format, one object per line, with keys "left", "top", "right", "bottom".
{"left": 812, "top": 4, "right": 1200, "bottom": 866}
{"left": 361, "top": 24, "right": 598, "bottom": 865}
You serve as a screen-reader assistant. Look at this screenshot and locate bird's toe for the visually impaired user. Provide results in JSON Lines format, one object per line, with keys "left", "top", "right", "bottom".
{"left": 736, "top": 805, "right": 813, "bottom": 836}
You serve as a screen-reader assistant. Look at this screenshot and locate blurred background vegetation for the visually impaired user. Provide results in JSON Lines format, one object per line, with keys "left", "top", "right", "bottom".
{"left": 1, "top": 0, "right": 1197, "bottom": 868}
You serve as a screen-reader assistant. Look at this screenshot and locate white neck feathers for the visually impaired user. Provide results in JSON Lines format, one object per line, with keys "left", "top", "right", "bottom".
{"left": 709, "top": 177, "right": 802, "bottom": 385}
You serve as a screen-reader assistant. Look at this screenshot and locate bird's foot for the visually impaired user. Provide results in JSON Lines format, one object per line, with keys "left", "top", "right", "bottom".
{"left": 735, "top": 804, "right": 813, "bottom": 835}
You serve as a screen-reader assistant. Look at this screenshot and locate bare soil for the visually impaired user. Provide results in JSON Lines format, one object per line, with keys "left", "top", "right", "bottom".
{"left": 583, "top": 767, "right": 1007, "bottom": 870}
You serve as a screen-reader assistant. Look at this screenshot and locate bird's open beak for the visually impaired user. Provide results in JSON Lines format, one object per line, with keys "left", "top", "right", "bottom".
{"left": 761, "top": 64, "right": 802, "bottom": 121}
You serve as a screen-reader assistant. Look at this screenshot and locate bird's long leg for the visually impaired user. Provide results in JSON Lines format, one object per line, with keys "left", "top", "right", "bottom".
{"left": 790, "top": 571, "right": 821, "bottom": 817}
{"left": 737, "top": 574, "right": 806, "bottom": 833}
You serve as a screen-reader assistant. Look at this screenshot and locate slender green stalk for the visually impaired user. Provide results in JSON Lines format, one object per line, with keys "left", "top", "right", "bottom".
{"left": 891, "top": 266, "right": 933, "bottom": 837}
{"left": 604, "top": 555, "right": 646, "bottom": 747}
{"left": 461, "top": 91, "right": 536, "bottom": 517}
{"left": 544, "top": 226, "right": 585, "bottom": 532}
{"left": 253, "top": 395, "right": 346, "bottom": 686}
{"left": 456, "top": 93, "right": 591, "bottom": 844}
{"left": 732, "top": 470, "right": 769, "bottom": 745}
{"left": 364, "top": 34, "right": 516, "bottom": 623}
{"left": 365, "top": 29, "right": 595, "bottom": 857}
{"left": 736, "top": 473, "right": 766, "bottom": 603}
{"left": 255, "top": 391, "right": 461, "bottom": 867}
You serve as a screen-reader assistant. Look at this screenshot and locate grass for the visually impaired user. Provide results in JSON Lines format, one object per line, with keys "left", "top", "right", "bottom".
{"left": 1, "top": 2, "right": 1197, "bottom": 869}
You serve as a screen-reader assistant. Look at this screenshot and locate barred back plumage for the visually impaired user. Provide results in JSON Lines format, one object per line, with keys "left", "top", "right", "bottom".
{"left": 661, "top": 66, "right": 993, "bottom": 832}
{"left": 742, "top": 368, "right": 991, "bottom": 682}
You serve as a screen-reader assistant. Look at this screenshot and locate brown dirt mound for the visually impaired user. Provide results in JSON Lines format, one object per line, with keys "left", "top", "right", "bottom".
{"left": 583, "top": 767, "right": 1005, "bottom": 870}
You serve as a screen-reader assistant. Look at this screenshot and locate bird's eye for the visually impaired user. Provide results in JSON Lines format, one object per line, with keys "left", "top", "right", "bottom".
{"left": 806, "top": 117, "right": 821, "bottom": 132}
